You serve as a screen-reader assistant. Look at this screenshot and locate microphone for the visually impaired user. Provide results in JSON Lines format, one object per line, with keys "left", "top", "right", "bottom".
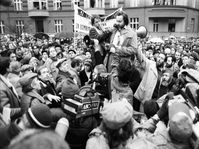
{"left": 55, "top": 118, "right": 69, "bottom": 138}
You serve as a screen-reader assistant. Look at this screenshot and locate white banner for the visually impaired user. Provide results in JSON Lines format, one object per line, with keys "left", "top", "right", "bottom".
{"left": 74, "top": 4, "right": 92, "bottom": 35}
{"left": 100, "top": 7, "right": 123, "bottom": 30}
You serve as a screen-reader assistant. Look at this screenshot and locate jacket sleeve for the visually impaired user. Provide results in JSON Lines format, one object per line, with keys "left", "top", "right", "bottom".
{"left": 89, "top": 28, "right": 111, "bottom": 43}
{"left": 115, "top": 31, "right": 138, "bottom": 57}
{"left": 0, "top": 90, "right": 22, "bottom": 120}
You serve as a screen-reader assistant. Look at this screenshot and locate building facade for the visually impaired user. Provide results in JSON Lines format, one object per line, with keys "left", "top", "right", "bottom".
{"left": 0, "top": 0, "right": 199, "bottom": 38}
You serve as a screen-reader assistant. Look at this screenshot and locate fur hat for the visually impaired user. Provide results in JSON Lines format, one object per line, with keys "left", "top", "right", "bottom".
{"left": 19, "top": 73, "right": 37, "bottom": 92}
{"left": 26, "top": 104, "right": 52, "bottom": 129}
{"left": 101, "top": 99, "right": 133, "bottom": 130}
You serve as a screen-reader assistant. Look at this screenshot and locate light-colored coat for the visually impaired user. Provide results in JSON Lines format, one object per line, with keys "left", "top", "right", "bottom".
{"left": 134, "top": 48, "right": 158, "bottom": 103}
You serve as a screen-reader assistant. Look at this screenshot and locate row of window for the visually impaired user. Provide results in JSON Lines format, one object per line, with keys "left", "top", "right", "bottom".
{"left": 0, "top": 18, "right": 195, "bottom": 34}
{"left": 0, "top": 20, "right": 64, "bottom": 34}
{"left": 10, "top": 0, "right": 193, "bottom": 11}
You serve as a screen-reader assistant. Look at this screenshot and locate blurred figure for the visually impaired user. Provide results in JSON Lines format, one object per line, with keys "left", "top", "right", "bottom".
{"left": 86, "top": 99, "right": 134, "bottom": 149}
{"left": 0, "top": 104, "right": 53, "bottom": 148}
{"left": 111, "top": 59, "right": 133, "bottom": 105}
{"left": 7, "top": 61, "right": 23, "bottom": 98}
{"left": 0, "top": 57, "right": 22, "bottom": 121}
{"left": 8, "top": 130, "right": 70, "bottom": 149}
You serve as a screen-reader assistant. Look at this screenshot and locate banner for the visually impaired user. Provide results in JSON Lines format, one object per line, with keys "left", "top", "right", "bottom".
{"left": 74, "top": 4, "right": 92, "bottom": 35}
{"left": 100, "top": 7, "right": 123, "bottom": 30}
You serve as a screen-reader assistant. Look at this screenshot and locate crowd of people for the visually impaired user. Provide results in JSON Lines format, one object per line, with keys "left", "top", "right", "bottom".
{"left": 0, "top": 10, "right": 199, "bottom": 149}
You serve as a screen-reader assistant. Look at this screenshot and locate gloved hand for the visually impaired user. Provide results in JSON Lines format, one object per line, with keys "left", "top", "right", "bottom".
{"left": 157, "top": 92, "right": 174, "bottom": 120}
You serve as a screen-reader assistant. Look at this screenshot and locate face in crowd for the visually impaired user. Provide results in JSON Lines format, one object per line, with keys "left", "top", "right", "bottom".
{"left": 49, "top": 47, "right": 57, "bottom": 58}
{"left": 161, "top": 72, "right": 171, "bottom": 86}
{"left": 156, "top": 53, "right": 166, "bottom": 68}
{"left": 175, "top": 51, "right": 181, "bottom": 61}
{"left": 38, "top": 67, "right": 51, "bottom": 82}
{"left": 166, "top": 56, "right": 173, "bottom": 68}
{"left": 94, "top": 18, "right": 101, "bottom": 30}
{"left": 116, "top": 15, "right": 125, "bottom": 30}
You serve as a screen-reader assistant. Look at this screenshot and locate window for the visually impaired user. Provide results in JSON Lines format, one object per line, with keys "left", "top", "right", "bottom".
{"left": 110, "top": 0, "right": 118, "bottom": 8}
{"left": 33, "top": 2, "right": 40, "bottom": 9}
{"left": 55, "top": 20, "right": 63, "bottom": 33}
{"left": 14, "top": 0, "right": 22, "bottom": 11}
{"left": 53, "top": 0, "right": 62, "bottom": 10}
{"left": 16, "top": 20, "right": 24, "bottom": 34}
{"left": 0, "top": 21, "right": 5, "bottom": 34}
{"left": 72, "top": 0, "right": 80, "bottom": 6}
{"left": 168, "top": 19, "right": 175, "bottom": 32}
{"left": 41, "top": 0, "right": 47, "bottom": 10}
{"left": 191, "top": 18, "right": 195, "bottom": 32}
{"left": 153, "top": 19, "right": 159, "bottom": 32}
{"left": 130, "top": 18, "right": 139, "bottom": 30}
{"left": 72, "top": 19, "right": 74, "bottom": 32}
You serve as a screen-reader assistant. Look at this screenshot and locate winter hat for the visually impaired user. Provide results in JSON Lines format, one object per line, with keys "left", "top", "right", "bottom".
{"left": 19, "top": 73, "right": 37, "bottom": 93}
{"left": 101, "top": 99, "right": 133, "bottom": 130}
{"left": 61, "top": 78, "right": 79, "bottom": 99}
{"left": 26, "top": 104, "right": 52, "bottom": 129}
{"left": 168, "top": 102, "right": 193, "bottom": 141}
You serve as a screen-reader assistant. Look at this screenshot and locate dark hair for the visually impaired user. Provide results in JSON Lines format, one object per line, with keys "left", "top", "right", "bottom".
{"left": 71, "top": 58, "right": 82, "bottom": 68}
{"left": 91, "top": 15, "right": 100, "bottom": 26}
{"left": 115, "top": 11, "right": 129, "bottom": 25}
{"left": 143, "top": 100, "right": 160, "bottom": 119}
{"left": 0, "top": 57, "right": 10, "bottom": 75}
{"left": 117, "top": 59, "right": 132, "bottom": 84}
{"left": 104, "top": 120, "right": 133, "bottom": 148}
{"left": 165, "top": 55, "right": 176, "bottom": 63}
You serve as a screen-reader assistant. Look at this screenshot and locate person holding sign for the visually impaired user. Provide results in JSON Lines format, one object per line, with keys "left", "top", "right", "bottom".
{"left": 88, "top": 15, "right": 111, "bottom": 66}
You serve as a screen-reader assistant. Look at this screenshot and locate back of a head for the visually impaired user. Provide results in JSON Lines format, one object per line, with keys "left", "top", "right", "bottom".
{"left": 9, "top": 61, "right": 21, "bottom": 74}
{"left": 168, "top": 102, "right": 193, "bottom": 142}
{"left": 71, "top": 58, "right": 82, "bottom": 68}
{"left": 0, "top": 57, "right": 10, "bottom": 75}
{"left": 8, "top": 130, "right": 70, "bottom": 149}
{"left": 117, "top": 59, "right": 132, "bottom": 84}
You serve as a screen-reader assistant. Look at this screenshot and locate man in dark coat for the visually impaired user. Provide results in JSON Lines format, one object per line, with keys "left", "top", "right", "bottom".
{"left": 0, "top": 57, "right": 22, "bottom": 120}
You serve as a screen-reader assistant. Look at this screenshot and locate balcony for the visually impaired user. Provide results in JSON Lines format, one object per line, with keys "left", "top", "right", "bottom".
{"left": 147, "top": 6, "right": 186, "bottom": 18}
{"left": 85, "top": 8, "right": 105, "bottom": 15}
{"left": 28, "top": 9, "right": 49, "bottom": 17}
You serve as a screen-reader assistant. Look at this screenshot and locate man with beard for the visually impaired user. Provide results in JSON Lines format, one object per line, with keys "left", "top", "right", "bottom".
{"left": 134, "top": 47, "right": 166, "bottom": 110}
{"left": 104, "top": 11, "right": 137, "bottom": 72}
{"left": 164, "top": 55, "right": 179, "bottom": 75}
{"left": 155, "top": 70, "right": 175, "bottom": 99}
